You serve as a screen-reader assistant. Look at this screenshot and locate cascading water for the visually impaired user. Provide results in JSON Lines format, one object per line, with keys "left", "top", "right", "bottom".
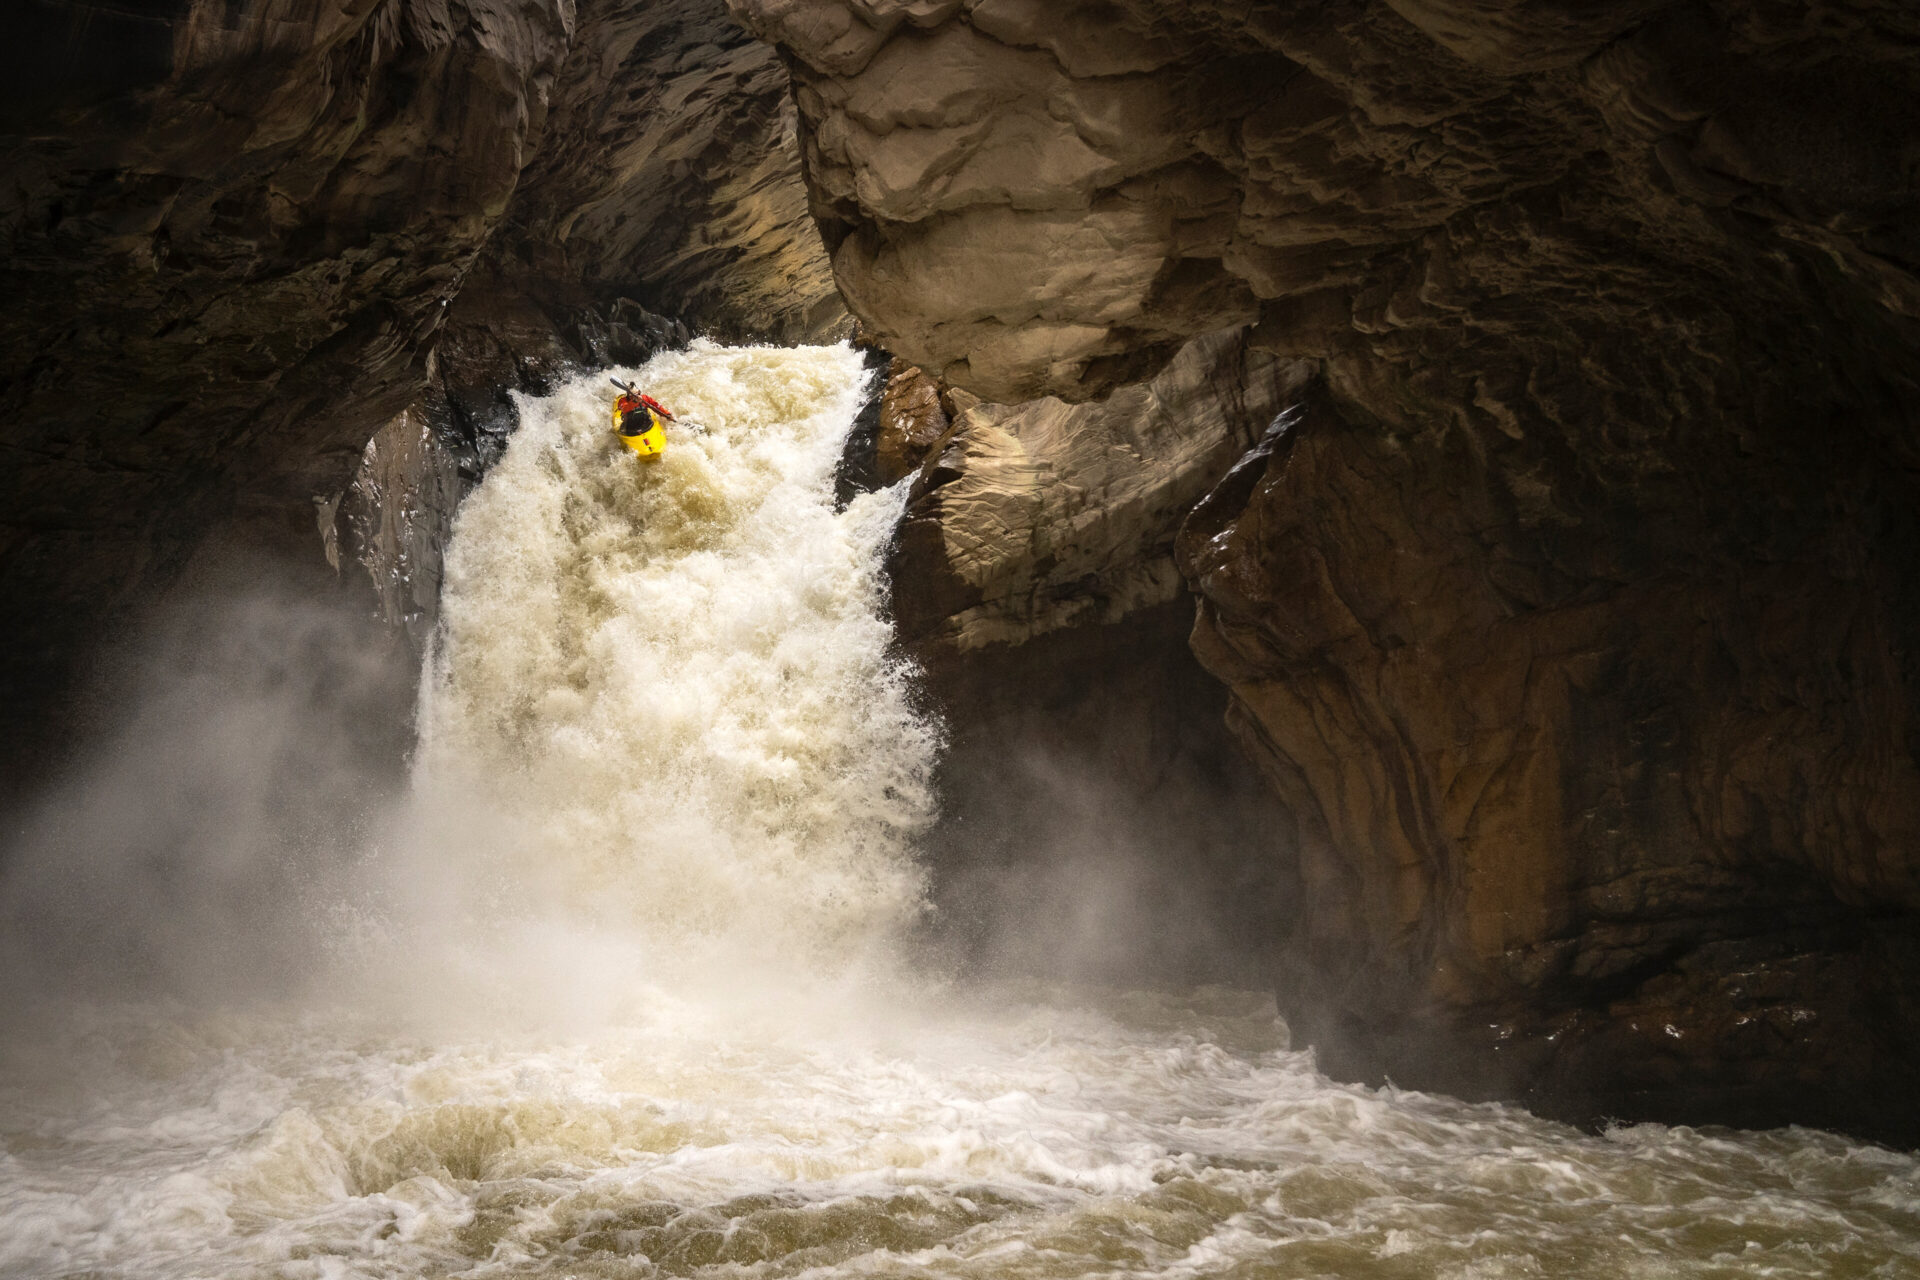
{"left": 3, "top": 342, "right": 1919, "bottom": 1280}
{"left": 374, "top": 341, "right": 939, "bottom": 1012}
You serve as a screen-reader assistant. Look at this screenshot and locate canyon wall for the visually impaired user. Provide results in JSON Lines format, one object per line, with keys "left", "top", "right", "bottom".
{"left": 738, "top": 0, "right": 1920, "bottom": 1139}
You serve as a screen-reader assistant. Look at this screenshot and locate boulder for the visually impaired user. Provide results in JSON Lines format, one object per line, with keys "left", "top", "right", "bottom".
{"left": 874, "top": 358, "right": 950, "bottom": 486}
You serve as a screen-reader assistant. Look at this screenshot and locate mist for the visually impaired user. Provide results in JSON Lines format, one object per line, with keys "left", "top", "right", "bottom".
{"left": 0, "top": 583, "right": 414, "bottom": 1021}
{"left": 0, "top": 535, "right": 1294, "bottom": 1043}
{"left": 918, "top": 600, "right": 1297, "bottom": 992}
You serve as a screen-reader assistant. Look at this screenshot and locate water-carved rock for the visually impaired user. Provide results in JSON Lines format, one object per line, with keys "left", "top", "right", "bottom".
{"left": 740, "top": 0, "right": 1920, "bottom": 1139}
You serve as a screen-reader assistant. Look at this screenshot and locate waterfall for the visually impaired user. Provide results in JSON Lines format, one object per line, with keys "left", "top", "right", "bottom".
{"left": 382, "top": 339, "right": 939, "bottom": 1000}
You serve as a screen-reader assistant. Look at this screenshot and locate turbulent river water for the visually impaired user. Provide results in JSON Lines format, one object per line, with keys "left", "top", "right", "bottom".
{"left": 4, "top": 343, "right": 1919, "bottom": 1279}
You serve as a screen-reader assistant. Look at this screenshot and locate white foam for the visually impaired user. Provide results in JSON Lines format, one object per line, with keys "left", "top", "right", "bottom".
{"left": 345, "top": 341, "right": 938, "bottom": 1023}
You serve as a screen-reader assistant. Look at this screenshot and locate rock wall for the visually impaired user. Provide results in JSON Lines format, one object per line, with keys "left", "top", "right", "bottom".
{"left": 0, "top": 0, "right": 835, "bottom": 792}
{"left": 739, "top": 0, "right": 1920, "bottom": 1139}
{"left": 917, "top": 600, "right": 1297, "bottom": 989}
{"left": 886, "top": 329, "right": 1307, "bottom": 651}
{"left": 496, "top": 1, "right": 846, "bottom": 340}
{"left": 1177, "top": 386, "right": 1920, "bottom": 1139}
{"left": 732, "top": 0, "right": 1920, "bottom": 404}
{"left": 3, "top": 0, "right": 564, "bottom": 782}
{"left": 849, "top": 329, "right": 1306, "bottom": 991}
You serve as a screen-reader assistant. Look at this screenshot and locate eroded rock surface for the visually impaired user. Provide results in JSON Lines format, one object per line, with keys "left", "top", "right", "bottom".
{"left": 741, "top": 0, "right": 1920, "bottom": 1138}
{"left": 1178, "top": 386, "right": 1920, "bottom": 1138}
{"left": 3, "top": 0, "right": 568, "bottom": 776}
{"left": 889, "top": 329, "right": 1306, "bottom": 651}
{"left": 878, "top": 332, "right": 1311, "bottom": 994}
{"left": 491, "top": 0, "right": 845, "bottom": 340}
{"left": 734, "top": 0, "right": 1920, "bottom": 403}
{"left": 869, "top": 330, "right": 1311, "bottom": 992}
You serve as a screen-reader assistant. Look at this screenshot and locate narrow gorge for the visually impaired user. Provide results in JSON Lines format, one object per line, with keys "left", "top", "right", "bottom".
{"left": 4, "top": 0, "right": 1920, "bottom": 1274}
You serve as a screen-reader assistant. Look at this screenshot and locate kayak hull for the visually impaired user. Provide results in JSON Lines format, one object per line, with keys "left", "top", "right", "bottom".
{"left": 615, "top": 404, "right": 666, "bottom": 459}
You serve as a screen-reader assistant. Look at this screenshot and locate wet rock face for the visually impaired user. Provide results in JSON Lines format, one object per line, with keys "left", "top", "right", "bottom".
{"left": 1176, "top": 387, "right": 1920, "bottom": 1139}
{"left": 742, "top": 0, "right": 1920, "bottom": 1137}
{"left": 0, "top": 0, "right": 832, "bottom": 790}
{"left": 874, "top": 358, "right": 951, "bottom": 487}
{"left": 2, "top": 0, "right": 571, "bottom": 777}
{"left": 888, "top": 329, "right": 1307, "bottom": 652}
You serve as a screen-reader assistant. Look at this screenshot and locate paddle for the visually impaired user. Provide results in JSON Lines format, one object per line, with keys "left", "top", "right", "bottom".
{"left": 608, "top": 377, "right": 708, "bottom": 433}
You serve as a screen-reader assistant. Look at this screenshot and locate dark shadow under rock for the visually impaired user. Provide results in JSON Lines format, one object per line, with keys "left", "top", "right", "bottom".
{"left": 916, "top": 599, "right": 1297, "bottom": 989}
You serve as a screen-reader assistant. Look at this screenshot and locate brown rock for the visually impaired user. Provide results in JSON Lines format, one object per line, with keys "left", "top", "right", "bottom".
{"left": 884, "top": 334, "right": 1314, "bottom": 992}
{"left": 874, "top": 358, "right": 950, "bottom": 485}
{"left": 736, "top": 0, "right": 1920, "bottom": 401}
{"left": 740, "top": 0, "right": 1920, "bottom": 1142}
{"left": 1, "top": 0, "right": 575, "bottom": 792}
{"left": 490, "top": 1, "right": 846, "bottom": 341}
{"left": 889, "top": 329, "right": 1308, "bottom": 652}
{"left": 1175, "top": 383, "right": 1920, "bottom": 1141}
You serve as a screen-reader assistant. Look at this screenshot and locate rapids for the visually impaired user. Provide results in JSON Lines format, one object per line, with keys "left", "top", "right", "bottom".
{"left": 3, "top": 343, "right": 1918, "bottom": 1278}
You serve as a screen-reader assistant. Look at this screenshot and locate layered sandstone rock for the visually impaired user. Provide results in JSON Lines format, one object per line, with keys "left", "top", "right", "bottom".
{"left": 740, "top": 0, "right": 1920, "bottom": 1138}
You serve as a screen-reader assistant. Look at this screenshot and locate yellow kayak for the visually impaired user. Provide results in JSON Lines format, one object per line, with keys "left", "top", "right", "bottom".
{"left": 614, "top": 403, "right": 666, "bottom": 459}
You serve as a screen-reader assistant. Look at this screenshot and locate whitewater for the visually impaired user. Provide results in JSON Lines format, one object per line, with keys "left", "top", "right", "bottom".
{"left": 2, "top": 342, "right": 1918, "bottom": 1279}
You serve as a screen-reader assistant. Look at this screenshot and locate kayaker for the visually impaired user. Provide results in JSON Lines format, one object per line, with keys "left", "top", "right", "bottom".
{"left": 614, "top": 385, "right": 675, "bottom": 436}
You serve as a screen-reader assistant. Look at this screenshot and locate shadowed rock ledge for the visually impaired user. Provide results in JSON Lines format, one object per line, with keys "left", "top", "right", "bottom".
{"left": 859, "top": 332, "right": 1307, "bottom": 989}
{"left": 886, "top": 328, "right": 1309, "bottom": 653}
